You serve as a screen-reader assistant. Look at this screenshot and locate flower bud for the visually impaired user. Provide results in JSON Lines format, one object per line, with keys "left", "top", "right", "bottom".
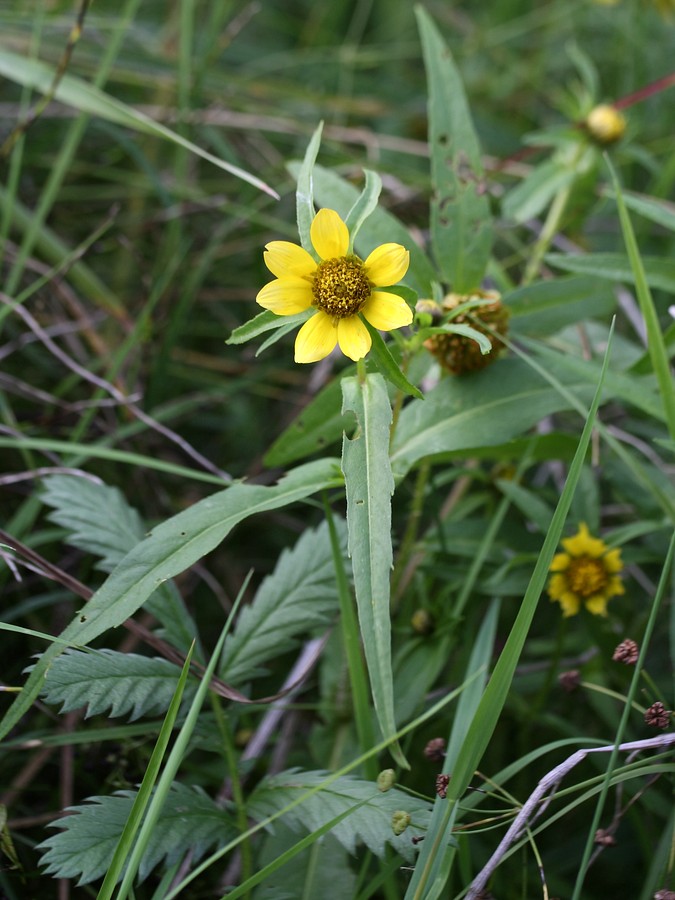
{"left": 377, "top": 769, "right": 396, "bottom": 792}
{"left": 585, "top": 104, "right": 626, "bottom": 145}
{"left": 391, "top": 810, "right": 411, "bottom": 836}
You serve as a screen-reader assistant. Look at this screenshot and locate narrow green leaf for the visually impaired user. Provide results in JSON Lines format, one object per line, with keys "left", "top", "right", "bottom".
{"left": 364, "top": 321, "right": 423, "bottom": 400}
{"left": 341, "top": 374, "right": 406, "bottom": 766}
{"left": 405, "top": 601, "right": 500, "bottom": 896}
{"left": 345, "top": 169, "right": 382, "bottom": 249}
{"left": 607, "top": 158, "right": 675, "bottom": 441}
{"left": 0, "top": 459, "right": 341, "bottom": 742}
{"left": 546, "top": 251, "right": 675, "bottom": 293}
{"left": 96, "top": 645, "right": 196, "bottom": 898}
{"left": 502, "top": 159, "right": 576, "bottom": 224}
{"left": 227, "top": 309, "right": 309, "bottom": 345}
{"left": 115, "top": 597, "right": 243, "bottom": 900}
{"left": 0, "top": 50, "right": 278, "bottom": 199}
{"left": 408, "top": 326, "right": 615, "bottom": 898}
{"left": 288, "top": 162, "right": 437, "bottom": 297}
{"left": 296, "top": 122, "right": 324, "bottom": 253}
{"left": 41, "top": 475, "right": 199, "bottom": 653}
{"left": 416, "top": 6, "right": 492, "bottom": 291}
{"left": 603, "top": 188, "right": 675, "bottom": 232}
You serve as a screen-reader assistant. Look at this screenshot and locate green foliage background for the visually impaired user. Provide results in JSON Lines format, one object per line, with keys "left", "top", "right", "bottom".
{"left": 0, "top": 0, "right": 673, "bottom": 898}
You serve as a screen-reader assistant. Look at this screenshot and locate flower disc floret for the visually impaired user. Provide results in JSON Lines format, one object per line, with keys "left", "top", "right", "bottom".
{"left": 312, "top": 256, "right": 372, "bottom": 318}
{"left": 547, "top": 522, "right": 624, "bottom": 617}
{"left": 256, "top": 208, "right": 412, "bottom": 363}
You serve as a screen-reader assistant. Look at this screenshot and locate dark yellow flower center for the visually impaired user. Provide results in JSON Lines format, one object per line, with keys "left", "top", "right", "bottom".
{"left": 566, "top": 557, "right": 608, "bottom": 598}
{"left": 312, "top": 255, "right": 371, "bottom": 319}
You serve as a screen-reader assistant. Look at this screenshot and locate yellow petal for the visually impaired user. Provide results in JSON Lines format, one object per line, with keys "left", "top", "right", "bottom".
{"left": 603, "top": 548, "right": 623, "bottom": 573}
{"left": 362, "top": 291, "right": 413, "bottom": 331}
{"left": 264, "top": 241, "right": 317, "bottom": 278}
{"left": 310, "top": 209, "right": 349, "bottom": 260}
{"left": 294, "top": 311, "right": 337, "bottom": 363}
{"left": 585, "top": 595, "right": 609, "bottom": 616}
{"left": 558, "top": 591, "right": 581, "bottom": 617}
{"left": 364, "top": 243, "right": 409, "bottom": 286}
{"left": 562, "top": 523, "right": 606, "bottom": 558}
{"left": 337, "top": 315, "right": 371, "bottom": 361}
{"left": 607, "top": 576, "right": 625, "bottom": 597}
{"left": 547, "top": 573, "right": 569, "bottom": 600}
{"left": 256, "top": 278, "right": 313, "bottom": 315}
{"left": 549, "top": 552, "right": 572, "bottom": 573}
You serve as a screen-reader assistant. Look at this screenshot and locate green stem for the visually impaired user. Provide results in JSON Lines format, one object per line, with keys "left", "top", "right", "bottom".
{"left": 323, "top": 496, "right": 377, "bottom": 780}
{"left": 210, "top": 697, "right": 253, "bottom": 893}
{"left": 521, "top": 181, "right": 572, "bottom": 286}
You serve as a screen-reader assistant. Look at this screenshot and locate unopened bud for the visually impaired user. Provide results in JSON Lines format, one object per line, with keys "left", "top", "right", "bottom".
{"left": 377, "top": 769, "right": 396, "bottom": 792}
{"left": 585, "top": 104, "right": 626, "bottom": 145}
{"left": 391, "top": 810, "right": 411, "bottom": 836}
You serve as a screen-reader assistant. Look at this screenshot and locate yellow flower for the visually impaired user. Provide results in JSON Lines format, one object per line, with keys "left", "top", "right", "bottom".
{"left": 256, "top": 208, "right": 412, "bottom": 363}
{"left": 547, "top": 523, "right": 624, "bottom": 617}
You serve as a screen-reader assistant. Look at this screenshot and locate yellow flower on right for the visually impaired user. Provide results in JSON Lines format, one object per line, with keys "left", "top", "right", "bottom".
{"left": 547, "top": 523, "right": 624, "bottom": 617}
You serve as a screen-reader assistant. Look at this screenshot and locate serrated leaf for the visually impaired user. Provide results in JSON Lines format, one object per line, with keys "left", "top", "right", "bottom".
{"left": 40, "top": 475, "right": 198, "bottom": 654}
{"left": 341, "top": 374, "right": 404, "bottom": 765}
{"left": 0, "top": 50, "right": 276, "bottom": 198}
{"left": 0, "top": 459, "right": 341, "bottom": 742}
{"left": 41, "top": 476, "right": 145, "bottom": 572}
{"left": 40, "top": 649, "right": 193, "bottom": 720}
{"left": 37, "top": 784, "right": 236, "bottom": 885}
{"left": 247, "top": 770, "right": 431, "bottom": 863}
{"left": 220, "top": 520, "right": 346, "bottom": 683}
{"left": 417, "top": 7, "right": 492, "bottom": 291}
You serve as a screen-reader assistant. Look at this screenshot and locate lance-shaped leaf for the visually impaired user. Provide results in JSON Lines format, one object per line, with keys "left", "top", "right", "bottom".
{"left": 341, "top": 374, "right": 406, "bottom": 767}
{"left": 0, "top": 458, "right": 341, "bottom": 741}
{"left": 417, "top": 7, "right": 493, "bottom": 292}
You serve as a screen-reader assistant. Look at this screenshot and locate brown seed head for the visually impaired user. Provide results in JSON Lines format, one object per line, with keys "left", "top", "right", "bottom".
{"left": 558, "top": 669, "right": 581, "bottom": 692}
{"left": 613, "top": 638, "right": 639, "bottom": 665}
{"left": 424, "top": 737, "right": 447, "bottom": 762}
{"left": 644, "top": 701, "right": 671, "bottom": 729}
{"left": 436, "top": 773, "right": 451, "bottom": 799}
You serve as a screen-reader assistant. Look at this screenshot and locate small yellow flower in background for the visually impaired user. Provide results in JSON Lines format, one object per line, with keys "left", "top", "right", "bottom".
{"left": 256, "top": 208, "right": 412, "bottom": 363}
{"left": 547, "top": 523, "right": 624, "bottom": 617}
{"left": 584, "top": 104, "right": 626, "bottom": 145}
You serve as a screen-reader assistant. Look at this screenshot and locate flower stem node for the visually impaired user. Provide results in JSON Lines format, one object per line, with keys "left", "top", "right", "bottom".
{"left": 376, "top": 769, "right": 396, "bottom": 792}
{"left": 423, "top": 290, "right": 509, "bottom": 375}
{"left": 584, "top": 104, "right": 626, "bottom": 145}
{"left": 391, "top": 810, "right": 411, "bottom": 836}
{"left": 547, "top": 523, "right": 624, "bottom": 617}
{"left": 256, "top": 208, "right": 412, "bottom": 363}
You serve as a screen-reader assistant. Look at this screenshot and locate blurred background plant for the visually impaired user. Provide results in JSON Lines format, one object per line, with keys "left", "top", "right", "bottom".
{"left": 0, "top": 0, "right": 673, "bottom": 897}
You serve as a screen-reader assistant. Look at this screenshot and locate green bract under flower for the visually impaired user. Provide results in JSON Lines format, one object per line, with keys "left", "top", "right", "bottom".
{"left": 256, "top": 208, "right": 412, "bottom": 363}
